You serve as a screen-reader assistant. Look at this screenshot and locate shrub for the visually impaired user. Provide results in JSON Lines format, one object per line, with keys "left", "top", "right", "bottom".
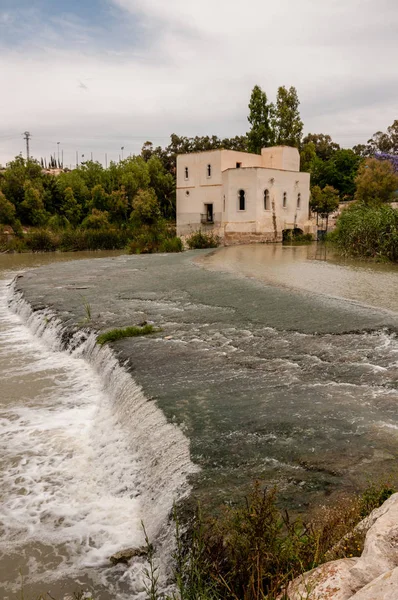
{"left": 81, "top": 209, "right": 111, "bottom": 230}
{"left": 158, "top": 236, "right": 184, "bottom": 253}
{"left": 332, "top": 202, "right": 398, "bottom": 261}
{"left": 170, "top": 481, "right": 396, "bottom": 600}
{"left": 0, "top": 234, "right": 27, "bottom": 253}
{"left": 47, "top": 214, "right": 70, "bottom": 231}
{"left": 59, "top": 228, "right": 129, "bottom": 251}
{"left": 186, "top": 230, "right": 221, "bottom": 249}
{"left": 25, "top": 229, "right": 58, "bottom": 252}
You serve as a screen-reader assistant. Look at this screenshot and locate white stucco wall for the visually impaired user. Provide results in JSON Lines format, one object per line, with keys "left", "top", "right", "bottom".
{"left": 176, "top": 151, "right": 223, "bottom": 235}
{"left": 222, "top": 167, "right": 311, "bottom": 235}
{"left": 176, "top": 146, "right": 311, "bottom": 240}
{"left": 261, "top": 146, "right": 300, "bottom": 172}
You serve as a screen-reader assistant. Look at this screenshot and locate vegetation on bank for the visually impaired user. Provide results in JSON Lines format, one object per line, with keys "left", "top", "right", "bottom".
{"left": 329, "top": 157, "right": 398, "bottom": 262}
{"left": 149, "top": 480, "right": 395, "bottom": 600}
{"left": 97, "top": 324, "right": 155, "bottom": 345}
{"left": 330, "top": 202, "right": 398, "bottom": 262}
{"left": 185, "top": 230, "right": 221, "bottom": 249}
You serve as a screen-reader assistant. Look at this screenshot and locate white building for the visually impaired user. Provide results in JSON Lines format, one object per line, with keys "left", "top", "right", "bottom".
{"left": 176, "top": 146, "right": 312, "bottom": 244}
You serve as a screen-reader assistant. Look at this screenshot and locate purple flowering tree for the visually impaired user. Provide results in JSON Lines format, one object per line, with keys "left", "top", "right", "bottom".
{"left": 375, "top": 153, "right": 398, "bottom": 173}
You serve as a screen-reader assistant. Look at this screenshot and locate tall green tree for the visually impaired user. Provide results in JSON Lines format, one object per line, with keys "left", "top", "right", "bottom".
{"left": 311, "top": 149, "right": 363, "bottom": 200}
{"left": 272, "top": 86, "right": 303, "bottom": 148}
{"left": 0, "top": 190, "right": 17, "bottom": 226}
{"left": 20, "top": 182, "right": 47, "bottom": 225}
{"left": 89, "top": 184, "right": 109, "bottom": 212}
{"left": 247, "top": 85, "right": 274, "bottom": 154}
{"left": 61, "top": 187, "right": 82, "bottom": 226}
{"left": 300, "top": 142, "right": 317, "bottom": 173}
{"left": 310, "top": 185, "right": 339, "bottom": 232}
{"left": 355, "top": 158, "right": 398, "bottom": 205}
{"left": 130, "top": 188, "right": 161, "bottom": 226}
{"left": 302, "top": 133, "right": 340, "bottom": 161}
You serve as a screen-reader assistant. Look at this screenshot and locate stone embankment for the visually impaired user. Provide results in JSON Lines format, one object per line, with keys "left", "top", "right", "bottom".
{"left": 288, "top": 493, "right": 398, "bottom": 600}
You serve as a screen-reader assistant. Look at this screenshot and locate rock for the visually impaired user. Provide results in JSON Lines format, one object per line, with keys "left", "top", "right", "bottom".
{"left": 286, "top": 558, "right": 358, "bottom": 600}
{"left": 109, "top": 546, "right": 148, "bottom": 565}
{"left": 287, "top": 493, "right": 398, "bottom": 599}
{"left": 350, "top": 566, "right": 398, "bottom": 599}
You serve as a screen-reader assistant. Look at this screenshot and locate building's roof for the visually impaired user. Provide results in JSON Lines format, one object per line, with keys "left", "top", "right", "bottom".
{"left": 222, "top": 166, "right": 309, "bottom": 175}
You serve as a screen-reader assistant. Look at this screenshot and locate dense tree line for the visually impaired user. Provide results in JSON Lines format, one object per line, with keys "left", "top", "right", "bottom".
{"left": 0, "top": 84, "right": 397, "bottom": 239}
{"left": 0, "top": 154, "right": 175, "bottom": 232}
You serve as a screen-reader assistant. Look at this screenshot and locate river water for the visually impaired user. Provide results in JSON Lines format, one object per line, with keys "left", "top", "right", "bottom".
{"left": 1, "top": 246, "right": 398, "bottom": 599}
{"left": 0, "top": 253, "right": 154, "bottom": 600}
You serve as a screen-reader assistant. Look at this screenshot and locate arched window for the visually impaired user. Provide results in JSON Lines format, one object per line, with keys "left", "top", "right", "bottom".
{"left": 207, "top": 164, "right": 212, "bottom": 177}
{"left": 238, "top": 189, "right": 246, "bottom": 211}
{"left": 264, "top": 189, "right": 270, "bottom": 210}
{"left": 283, "top": 192, "right": 287, "bottom": 208}
{"left": 297, "top": 193, "right": 301, "bottom": 208}
{"left": 184, "top": 167, "right": 189, "bottom": 179}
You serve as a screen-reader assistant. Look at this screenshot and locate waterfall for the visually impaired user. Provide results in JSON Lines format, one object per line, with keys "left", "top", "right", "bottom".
{"left": 3, "top": 278, "right": 198, "bottom": 597}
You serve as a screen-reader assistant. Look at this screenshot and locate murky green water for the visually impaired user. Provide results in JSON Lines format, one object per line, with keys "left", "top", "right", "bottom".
{"left": 201, "top": 243, "right": 398, "bottom": 314}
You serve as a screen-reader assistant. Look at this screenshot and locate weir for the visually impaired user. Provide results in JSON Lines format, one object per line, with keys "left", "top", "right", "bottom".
{"left": 1, "top": 278, "right": 197, "bottom": 597}
{"left": 2, "top": 248, "right": 398, "bottom": 599}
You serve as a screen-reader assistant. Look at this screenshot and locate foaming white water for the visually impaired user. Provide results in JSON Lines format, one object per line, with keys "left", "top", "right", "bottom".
{"left": 0, "top": 278, "right": 197, "bottom": 598}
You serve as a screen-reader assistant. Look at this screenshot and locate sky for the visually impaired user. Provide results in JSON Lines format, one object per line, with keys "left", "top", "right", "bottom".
{"left": 0, "top": 0, "right": 397, "bottom": 167}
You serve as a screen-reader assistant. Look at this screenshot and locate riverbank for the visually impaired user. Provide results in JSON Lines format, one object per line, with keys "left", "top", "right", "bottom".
{"left": 4, "top": 248, "right": 398, "bottom": 597}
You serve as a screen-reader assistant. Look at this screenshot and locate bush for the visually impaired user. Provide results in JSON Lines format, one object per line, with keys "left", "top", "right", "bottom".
{"left": 81, "top": 209, "right": 110, "bottom": 230}
{"left": 127, "top": 224, "right": 183, "bottom": 254}
{"left": 158, "top": 236, "right": 184, "bottom": 253}
{"left": 0, "top": 234, "right": 27, "bottom": 253}
{"left": 169, "top": 481, "right": 396, "bottom": 600}
{"left": 59, "top": 228, "right": 129, "bottom": 251}
{"left": 186, "top": 230, "right": 221, "bottom": 249}
{"left": 332, "top": 202, "right": 398, "bottom": 261}
{"left": 25, "top": 229, "right": 58, "bottom": 252}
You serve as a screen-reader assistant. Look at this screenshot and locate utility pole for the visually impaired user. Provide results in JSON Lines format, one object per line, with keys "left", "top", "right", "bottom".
{"left": 23, "top": 131, "right": 31, "bottom": 161}
{"left": 121, "top": 146, "right": 124, "bottom": 161}
{"left": 57, "top": 141, "right": 60, "bottom": 165}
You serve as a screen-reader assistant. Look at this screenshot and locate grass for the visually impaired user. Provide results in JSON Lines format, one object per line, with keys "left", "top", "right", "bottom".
{"left": 97, "top": 324, "right": 155, "bottom": 345}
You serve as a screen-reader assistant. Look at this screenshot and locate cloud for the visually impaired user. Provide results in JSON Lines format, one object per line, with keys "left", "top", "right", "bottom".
{"left": 0, "top": 0, "right": 397, "bottom": 166}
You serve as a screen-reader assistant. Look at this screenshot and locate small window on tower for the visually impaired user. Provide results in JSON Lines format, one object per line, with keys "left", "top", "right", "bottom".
{"left": 236, "top": 162, "right": 242, "bottom": 168}
{"left": 207, "top": 164, "right": 212, "bottom": 177}
{"left": 184, "top": 167, "right": 189, "bottom": 180}
{"left": 238, "top": 189, "right": 246, "bottom": 211}
{"left": 297, "top": 193, "right": 301, "bottom": 208}
{"left": 264, "top": 189, "right": 270, "bottom": 210}
{"left": 283, "top": 192, "right": 287, "bottom": 208}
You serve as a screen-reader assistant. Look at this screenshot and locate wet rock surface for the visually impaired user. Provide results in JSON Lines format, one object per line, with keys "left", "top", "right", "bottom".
{"left": 109, "top": 547, "right": 148, "bottom": 565}
{"left": 14, "top": 251, "right": 398, "bottom": 509}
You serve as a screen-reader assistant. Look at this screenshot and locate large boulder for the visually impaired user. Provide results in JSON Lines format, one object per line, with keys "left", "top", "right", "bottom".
{"left": 287, "top": 493, "right": 398, "bottom": 600}
{"left": 350, "top": 567, "right": 398, "bottom": 599}
{"left": 286, "top": 558, "right": 358, "bottom": 600}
